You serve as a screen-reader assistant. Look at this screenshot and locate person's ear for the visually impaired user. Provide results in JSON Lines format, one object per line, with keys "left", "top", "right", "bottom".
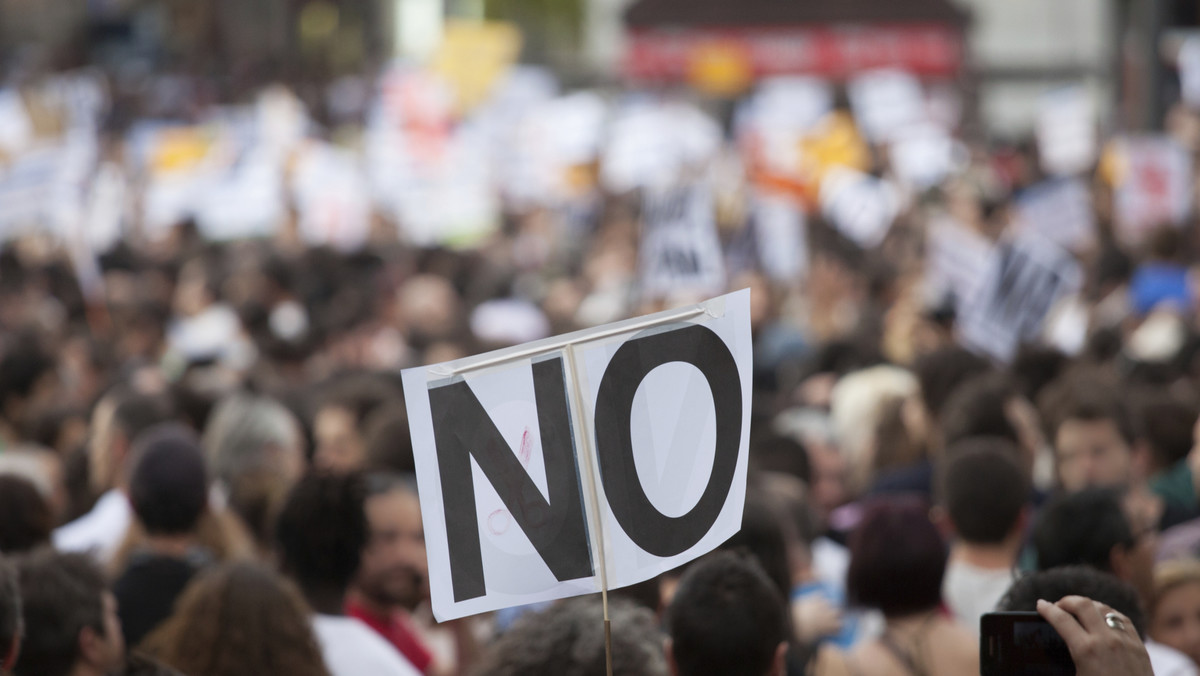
{"left": 78, "top": 625, "right": 106, "bottom": 668}
{"left": 1110, "top": 543, "right": 1134, "bottom": 585}
{"left": 929, "top": 505, "right": 956, "bottom": 540}
{"left": 664, "top": 637, "right": 680, "bottom": 676}
{"left": 771, "top": 641, "right": 789, "bottom": 676}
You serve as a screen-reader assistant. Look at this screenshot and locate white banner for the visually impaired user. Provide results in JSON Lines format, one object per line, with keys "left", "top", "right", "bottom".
{"left": 640, "top": 183, "right": 727, "bottom": 298}
{"left": 1037, "top": 85, "right": 1096, "bottom": 177}
{"left": 1113, "top": 136, "right": 1193, "bottom": 247}
{"left": 402, "top": 290, "right": 753, "bottom": 621}
{"left": 1014, "top": 178, "right": 1096, "bottom": 251}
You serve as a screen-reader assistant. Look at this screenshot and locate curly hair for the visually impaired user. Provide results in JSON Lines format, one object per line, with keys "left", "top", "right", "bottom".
{"left": 275, "top": 472, "right": 367, "bottom": 594}
{"left": 140, "top": 563, "right": 330, "bottom": 676}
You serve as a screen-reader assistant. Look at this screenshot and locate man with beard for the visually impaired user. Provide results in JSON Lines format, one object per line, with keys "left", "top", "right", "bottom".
{"left": 348, "top": 474, "right": 434, "bottom": 674}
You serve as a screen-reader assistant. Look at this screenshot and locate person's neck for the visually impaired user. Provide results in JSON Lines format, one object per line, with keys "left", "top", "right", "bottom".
{"left": 949, "top": 538, "right": 1020, "bottom": 571}
{"left": 346, "top": 587, "right": 397, "bottom": 619}
{"left": 306, "top": 586, "right": 348, "bottom": 616}
{"left": 144, "top": 533, "right": 196, "bottom": 558}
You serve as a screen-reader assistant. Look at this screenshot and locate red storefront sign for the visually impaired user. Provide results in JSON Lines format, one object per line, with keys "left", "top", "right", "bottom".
{"left": 624, "top": 24, "right": 964, "bottom": 81}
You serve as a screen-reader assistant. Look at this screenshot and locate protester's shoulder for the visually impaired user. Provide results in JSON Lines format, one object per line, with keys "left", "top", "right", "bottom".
{"left": 314, "top": 615, "right": 422, "bottom": 676}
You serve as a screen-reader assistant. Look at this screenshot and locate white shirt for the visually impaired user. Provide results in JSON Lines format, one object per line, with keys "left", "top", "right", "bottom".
{"left": 312, "top": 614, "right": 422, "bottom": 676}
{"left": 1146, "top": 639, "right": 1200, "bottom": 676}
{"left": 53, "top": 490, "right": 132, "bottom": 567}
{"left": 942, "top": 559, "right": 1016, "bottom": 636}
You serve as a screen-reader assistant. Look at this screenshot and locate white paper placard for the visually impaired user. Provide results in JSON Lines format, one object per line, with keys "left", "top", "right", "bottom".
{"left": 1179, "top": 36, "right": 1200, "bottom": 109}
{"left": 848, "top": 69, "right": 926, "bottom": 143}
{"left": 1014, "top": 178, "right": 1096, "bottom": 251}
{"left": 1113, "top": 135, "right": 1193, "bottom": 247}
{"left": 640, "top": 182, "right": 727, "bottom": 298}
{"left": 402, "top": 290, "right": 752, "bottom": 621}
{"left": 752, "top": 189, "right": 807, "bottom": 282}
{"left": 923, "top": 218, "right": 993, "bottom": 312}
{"left": 1037, "top": 86, "right": 1096, "bottom": 177}
{"left": 957, "top": 232, "right": 1083, "bottom": 363}
{"left": 819, "top": 167, "right": 901, "bottom": 249}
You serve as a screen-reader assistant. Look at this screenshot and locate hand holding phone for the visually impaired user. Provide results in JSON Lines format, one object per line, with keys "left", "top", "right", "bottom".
{"left": 981, "top": 611, "right": 1074, "bottom": 676}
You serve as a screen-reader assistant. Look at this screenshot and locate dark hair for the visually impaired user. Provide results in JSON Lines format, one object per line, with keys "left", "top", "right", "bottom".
{"left": 275, "top": 472, "right": 368, "bottom": 594}
{"left": 667, "top": 551, "right": 787, "bottom": 676}
{"left": 128, "top": 424, "right": 209, "bottom": 536}
{"left": 363, "top": 403, "right": 414, "bottom": 474}
{"left": 0, "top": 475, "right": 52, "bottom": 554}
{"left": 469, "top": 596, "right": 666, "bottom": 676}
{"left": 110, "top": 389, "right": 175, "bottom": 446}
{"left": 847, "top": 497, "right": 947, "bottom": 617}
{"left": 719, "top": 491, "right": 792, "bottom": 601}
{"left": 936, "top": 439, "right": 1029, "bottom": 545}
{"left": 941, "top": 374, "right": 1022, "bottom": 449}
{"left": 120, "top": 654, "right": 186, "bottom": 676}
{"left": 1010, "top": 346, "right": 1069, "bottom": 404}
{"left": 914, "top": 347, "right": 993, "bottom": 420}
{"left": 1134, "top": 393, "right": 1198, "bottom": 469}
{"left": 0, "top": 555, "right": 19, "bottom": 667}
{"left": 140, "top": 563, "right": 330, "bottom": 676}
{"left": 13, "top": 550, "right": 110, "bottom": 676}
{"left": 998, "top": 566, "right": 1147, "bottom": 638}
{"left": 0, "top": 340, "right": 54, "bottom": 408}
{"left": 316, "top": 374, "right": 401, "bottom": 429}
{"left": 1039, "top": 372, "right": 1136, "bottom": 445}
{"left": 1033, "top": 487, "right": 1132, "bottom": 573}
{"left": 749, "top": 432, "right": 811, "bottom": 485}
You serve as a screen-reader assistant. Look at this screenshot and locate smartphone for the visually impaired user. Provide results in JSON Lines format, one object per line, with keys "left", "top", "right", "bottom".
{"left": 981, "top": 611, "right": 1075, "bottom": 676}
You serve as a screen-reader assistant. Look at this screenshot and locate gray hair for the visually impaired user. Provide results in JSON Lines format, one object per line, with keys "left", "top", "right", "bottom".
{"left": 202, "top": 392, "right": 301, "bottom": 483}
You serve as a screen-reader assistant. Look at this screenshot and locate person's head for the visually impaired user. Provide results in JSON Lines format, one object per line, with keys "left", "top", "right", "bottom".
{"left": 202, "top": 393, "right": 305, "bottom": 547}
{"left": 998, "top": 565, "right": 1146, "bottom": 638}
{"left": 13, "top": 550, "right": 124, "bottom": 676}
{"left": 1149, "top": 560, "right": 1200, "bottom": 666}
{"left": 312, "top": 379, "right": 398, "bottom": 474}
{"left": 0, "top": 476, "right": 52, "bottom": 554}
{"left": 89, "top": 387, "right": 174, "bottom": 494}
{"left": 362, "top": 403, "right": 414, "bottom": 474}
{"left": 935, "top": 438, "right": 1030, "bottom": 548}
{"left": 1039, "top": 373, "right": 1135, "bottom": 492}
{"left": 829, "top": 366, "right": 920, "bottom": 495}
{"left": 275, "top": 472, "right": 368, "bottom": 602}
{"left": 666, "top": 552, "right": 788, "bottom": 676}
{"left": 127, "top": 424, "right": 209, "bottom": 538}
{"left": 353, "top": 473, "right": 427, "bottom": 612}
{"left": 0, "top": 445, "right": 68, "bottom": 523}
{"left": 1133, "top": 393, "right": 1197, "bottom": 476}
{"left": 847, "top": 497, "right": 947, "bottom": 618}
{"left": 913, "top": 346, "right": 993, "bottom": 424}
{"left": 1032, "top": 487, "right": 1155, "bottom": 603}
{"left": 719, "top": 490, "right": 792, "bottom": 601}
{"left": 470, "top": 596, "right": 667, "bottom": 676}
{"left": 0, "top": 341, "right": 57, "bottom": 436}
{"left": 0, "top": 556, "right": 20, "bottom": 672}
{"left": 140, "top": 563, "right": 330, "bottom": 676}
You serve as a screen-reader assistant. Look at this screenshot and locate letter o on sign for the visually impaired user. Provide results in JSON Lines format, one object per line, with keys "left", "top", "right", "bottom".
{"left": 593, "top": 324, "right": 742, "bottom": 557}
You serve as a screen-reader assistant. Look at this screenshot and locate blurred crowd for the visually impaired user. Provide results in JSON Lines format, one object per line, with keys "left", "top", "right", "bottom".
{"left": 4, "top": 50, "right": 1200, "bottom": 676}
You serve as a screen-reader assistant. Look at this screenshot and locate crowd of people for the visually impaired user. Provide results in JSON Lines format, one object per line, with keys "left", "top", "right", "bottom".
{"left": 3, "top": 48, "right": 1200, "bottom": 675}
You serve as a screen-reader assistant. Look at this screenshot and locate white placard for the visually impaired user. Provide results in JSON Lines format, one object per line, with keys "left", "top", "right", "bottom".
{"left": 957, "top": 232, "right": 1083, "bottom": 363}
{"left": 819, "top": 167, "right": 901, "bottom": 249}
{"left": 1179, "top": 36, "right": 1200, "bottom": 109}
{"left": 923, "top": 218, "right": 993, "bottom": 313}
{"left": 752, "top": 190, "right": 807, "bottom": 282}
{"left": 292, "top": 143, "right": 371, "bottom": 252}
{"left": 640, "top": 182, "right": 727, "bottom": 298}
{"left": 889, "top": 123, "right": 956, "bottom": 190}
{"left": 1015, "top": 178, "right": 1096, "bottom": 251}
{"left": 402, "top": 290, "right": 753, "bottom": 621}
{"left": 848, "top": 69, "right": 926, "bottom": 143}
{"left": 0, "top": 90, "right": 33, "bottom": 154}
{"left": 1037, "top": 86, "right": 1096, "bottom": 177}
{"left": 1113, "top": 136, "right": 1193, "bottom": 247}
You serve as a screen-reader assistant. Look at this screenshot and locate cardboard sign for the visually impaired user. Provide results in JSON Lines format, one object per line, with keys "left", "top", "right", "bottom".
{"left": 1037, "top": 86, "right": 1096, "bottom": 177}
{"left": 640, "top": 183, "right": 727, "bottom": 298}
{"left": 402, "top": 291, "right": 752, "bottom": 621}
{"left": 1015, "top": 178, "right": 1096, "bottom": 251}
{"left": 957, "top": 232, "right": 1082, "bottom": 363}
{"left": 1113, "top": 136, "right": 1193, "bottom": 247}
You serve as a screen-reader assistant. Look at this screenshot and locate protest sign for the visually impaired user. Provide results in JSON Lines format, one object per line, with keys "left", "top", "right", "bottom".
{"left": 1179, "top": 36, "right": 1200, "bottom": 109}
{"left": 752, "top": 189, "right": 807, "bottom": 282}
{"left": 819, "top": 167, "right": 901, "bottom": 249}
{"left": 923, "top": 218, "right": 993, "bottom": 313}
{"left": 402, "top": 290, "right": 752, "bottom": 621}
{"left": 957, "top": 232, "right": 1083, "bottom": 363}
{"left": 847, "top": 69, "right": 926, "bottom": 143}
{"left": 1014, "top": 177, "right": 1096, "bottom": 251}
{"left": 1037, "top": 85, "right": 1096, "bottom": 177}
{"left": 639, "top": 183, "right": 727, "bottom": 298}
{"left": 1112, "top": 136, "right": 1193, "bottom": 247}
{"left": 889, "top": 122, "right": 956, "bottom": 190}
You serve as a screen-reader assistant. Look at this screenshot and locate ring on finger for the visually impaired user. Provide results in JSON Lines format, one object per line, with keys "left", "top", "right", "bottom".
{"left": 1105, "top": 612, "right": 1127, "bottom": 631}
